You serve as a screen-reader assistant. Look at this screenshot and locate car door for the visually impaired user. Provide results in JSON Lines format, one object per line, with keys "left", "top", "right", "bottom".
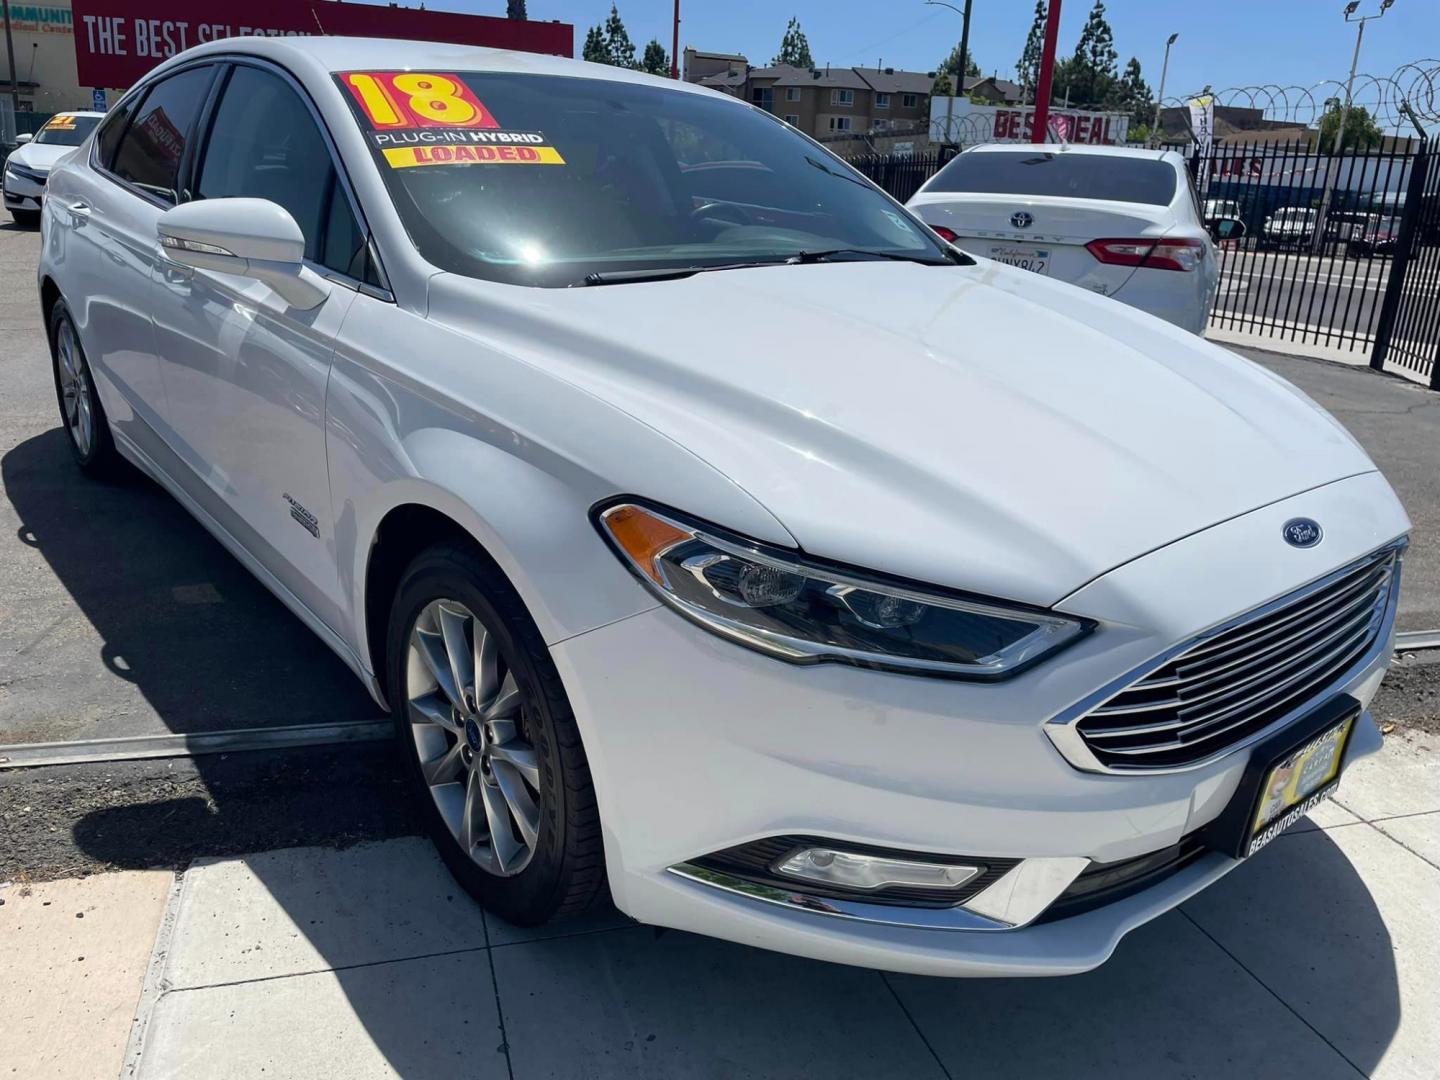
{"left": 150, "top": 61, "right": 368, "bottom": 633}
{"left": 52, "top": 66, "right": 216, "bottom": 461}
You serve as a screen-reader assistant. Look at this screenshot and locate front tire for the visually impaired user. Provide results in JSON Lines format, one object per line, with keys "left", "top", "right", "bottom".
{"left": 49, "top": 300, "right": 119, "bottom": 476}
{"left": 386, "top": 541, "right": 605, "bottom": 926}
{"left": 10, "top": 208, "right": 40, "bottom": 228}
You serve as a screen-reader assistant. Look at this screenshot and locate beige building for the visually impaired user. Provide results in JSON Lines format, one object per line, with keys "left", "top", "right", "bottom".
{"left": 696, "top": 59, "right": 932, "bottom": 145}
{"left": 0, "top": 0, "right": 99, "bottom": 117}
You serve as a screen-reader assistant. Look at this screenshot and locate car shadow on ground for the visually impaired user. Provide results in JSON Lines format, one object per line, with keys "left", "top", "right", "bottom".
{"left": 3, "top": 425, "right": 1405, "bottom": 1077}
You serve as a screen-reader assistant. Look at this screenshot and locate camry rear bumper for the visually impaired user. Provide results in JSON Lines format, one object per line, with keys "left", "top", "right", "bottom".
{"left": 550, "top": 471, "right": 1407, "bottom": 976}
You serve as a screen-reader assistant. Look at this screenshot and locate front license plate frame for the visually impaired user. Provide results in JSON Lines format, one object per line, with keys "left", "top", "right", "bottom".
{"left": 989, "top": 246, "right": 1051, "bottom": 275}
{"left": 1204, "top": 695, "right": 1360, "bottom": 860}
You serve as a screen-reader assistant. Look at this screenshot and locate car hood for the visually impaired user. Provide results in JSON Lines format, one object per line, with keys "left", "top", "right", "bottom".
{"left": 7, "top": 143, "right": 74, "bottom": 173}
{"left": 427, "top": 260, "right": 1376, "bottom": 607}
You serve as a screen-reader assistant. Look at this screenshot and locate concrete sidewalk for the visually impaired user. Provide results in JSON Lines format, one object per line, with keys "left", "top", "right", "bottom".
{"left": 6, "top": 732, "right": 1433, "bottom": 1080}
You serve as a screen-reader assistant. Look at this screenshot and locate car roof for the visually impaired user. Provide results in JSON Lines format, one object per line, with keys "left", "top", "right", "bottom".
{"left": 964, "top": 142, "right": 1177, "bottom": 162}
{"left": 157, "top": 34, "right": 723, "bottom": 101}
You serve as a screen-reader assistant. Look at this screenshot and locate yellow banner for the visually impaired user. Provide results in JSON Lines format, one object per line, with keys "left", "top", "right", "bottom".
{"left": 382, "top": 144, "right": 565, "bottom": 169}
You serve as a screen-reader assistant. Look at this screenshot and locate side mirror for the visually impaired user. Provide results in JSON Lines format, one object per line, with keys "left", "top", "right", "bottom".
{"left": 156, "top": 197, "right": 329, "bottom": 310}
{"left": 14, "top": 133, "right": 32, "bottom": 145}
{"left": 1209, "top": 217, "right": 1247, "bottom": 242}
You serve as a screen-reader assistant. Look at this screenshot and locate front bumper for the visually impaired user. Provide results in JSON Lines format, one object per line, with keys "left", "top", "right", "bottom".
{"left": 551, "top": 471, "right": 1407, "bottom": 976}
{"left": 3, "top": 166, "right": 46, "bottom": 211}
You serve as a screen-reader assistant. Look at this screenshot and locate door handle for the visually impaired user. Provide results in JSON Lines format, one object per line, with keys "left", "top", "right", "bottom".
{"left": 61, "top": 200, "right": 90, "bottom": 226}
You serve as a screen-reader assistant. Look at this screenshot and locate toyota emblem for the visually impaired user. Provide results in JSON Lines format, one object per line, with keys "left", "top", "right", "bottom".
{"left": 1011, "top": 211, "right": 1034, "bottom": 229}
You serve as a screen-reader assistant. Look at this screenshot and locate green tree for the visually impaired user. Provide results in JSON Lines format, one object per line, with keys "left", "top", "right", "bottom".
{"left": 1016, "top": 1, "right": 1046, "bottom": 96}
{"left": 1112, "top": 56, "right": 1154, "bottom": 128}
{"left": 506, "top": 0, "right": 527, "bottom": 18}
{"left": 932, "top": 71, "right": 954, "bottom": 98}
{"left": 586, "top": 5, "right": 639, "bottom": 69}
{"left": 772, "top": 17, "right": 814, "bottom": 68}
{"left": 1320, "top": 103, "right": 1384, "bottom": 151}
{"left": 1065, "top": 0, "right": 1118, "bottom": 108}
{"left": 937, "top": 40, "right": 981, "bottom": 87}
{"left": 641, "top": 39, "right": 670, "bottom": 77}
{"left": 582, "top": 25, "right": 607, "bottom": 63}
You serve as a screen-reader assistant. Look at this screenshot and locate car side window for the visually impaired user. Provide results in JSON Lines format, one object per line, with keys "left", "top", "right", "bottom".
{"left": 196, "top": 65, "right": 366, "bottom": 277}
{"left": 109, "top": 66, "right": 214, "bottom": 205}
{"left": 94, "top": 95, "right": 138, "bottom": 170}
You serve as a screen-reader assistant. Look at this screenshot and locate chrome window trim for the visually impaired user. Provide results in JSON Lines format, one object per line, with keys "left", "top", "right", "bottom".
{"left": 1045, "top": 538, "right": 1407, "bottom": 775}
{"left": 668, "top": 854, "right": 1089, "bottom": 932}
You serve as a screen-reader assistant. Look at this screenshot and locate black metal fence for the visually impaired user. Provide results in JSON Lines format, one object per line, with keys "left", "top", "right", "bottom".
{"left": 1371, "top": 137, "right": 1440, "bottom": 386}
{"left": 848, "top": 136, "right": 1440, "bottom": 389}
{"left": 845, "top": 147, "right": 956, "bottom": 204}
{"left": 1193, "top": 136, "right": 1440, "bottom": 385}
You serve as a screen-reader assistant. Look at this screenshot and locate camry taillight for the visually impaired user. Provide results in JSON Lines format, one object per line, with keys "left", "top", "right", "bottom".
{"left": 1085, "top": 237, "right": 1205, "bottom": 272}
{"left": 931, "top": 224, "right": 959, "bottom": 243}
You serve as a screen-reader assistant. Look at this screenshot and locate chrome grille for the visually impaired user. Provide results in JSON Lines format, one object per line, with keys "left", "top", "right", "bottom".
{"left": 1075, "top": 549, "right": 1399, "bottom": 770}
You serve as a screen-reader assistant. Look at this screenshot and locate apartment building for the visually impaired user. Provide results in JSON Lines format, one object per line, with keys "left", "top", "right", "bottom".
{"left": 695, "top": 58, "right": 932, "bottom": 142}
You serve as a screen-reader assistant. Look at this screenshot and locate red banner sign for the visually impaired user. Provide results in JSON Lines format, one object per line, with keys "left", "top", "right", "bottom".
{"left": 70, "top": 1, "right": 573, "bottom": 89}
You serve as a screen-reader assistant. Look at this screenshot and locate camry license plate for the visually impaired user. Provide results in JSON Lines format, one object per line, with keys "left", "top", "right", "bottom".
{"left": 989, "top": 246, "right": 1050, "bottom": 274}
{"left": 1245, "top": 714, "right": 1355, "bottom": 857}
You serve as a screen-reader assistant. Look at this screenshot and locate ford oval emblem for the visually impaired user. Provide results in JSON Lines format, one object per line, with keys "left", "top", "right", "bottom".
{"left": 1283, "top": 518, "right": 1323, "bottom": 549}
{"left": 1011, "top": 211, "right": 1034, "bottom": 229}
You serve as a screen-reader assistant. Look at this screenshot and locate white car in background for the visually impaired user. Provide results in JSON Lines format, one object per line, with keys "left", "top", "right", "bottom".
{"left": 37, "top": 38, "right": 1406, "bottom": 977}
{"left": 3, "top": 111, "right": 104, "bottom": 226}
{"left": 908, "top": 143, "right": 1231, "bottom": 334}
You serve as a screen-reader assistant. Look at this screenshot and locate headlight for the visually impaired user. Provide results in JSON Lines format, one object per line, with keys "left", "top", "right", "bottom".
{"left": 596, "top": 502, "right": 1090, "bottom": 679}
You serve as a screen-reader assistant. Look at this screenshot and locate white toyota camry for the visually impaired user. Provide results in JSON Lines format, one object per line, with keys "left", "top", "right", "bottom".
{"left": 37, "top": 37, "right": 1408, "bottom": 977}
{"left": 908, "top": 143, "right": 1226, "bottom": 334}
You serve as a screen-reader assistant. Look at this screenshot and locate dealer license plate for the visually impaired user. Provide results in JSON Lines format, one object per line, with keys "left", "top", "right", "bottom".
{"left": 989, "top": 246, "right": 1051, "bottom": 274}
{"left": 1245, "top": 714, "right": 1355, "bottom": 857}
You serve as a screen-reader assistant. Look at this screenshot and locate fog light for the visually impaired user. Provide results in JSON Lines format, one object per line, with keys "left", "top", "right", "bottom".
{"left": 773, "top": 847, "right": 982, "bottom": 892}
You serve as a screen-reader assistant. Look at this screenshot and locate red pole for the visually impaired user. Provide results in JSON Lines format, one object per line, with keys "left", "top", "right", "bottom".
{"left": 1030, "top": 0, "right": 1063, "bottom": 143}
{"left": 671, "top": 0, "right": 680, "bottom": 78}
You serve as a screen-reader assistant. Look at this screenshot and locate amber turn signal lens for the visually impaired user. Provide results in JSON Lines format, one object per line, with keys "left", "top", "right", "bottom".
{"left": 601, "top": 504, "right": 691, "bottom": 584}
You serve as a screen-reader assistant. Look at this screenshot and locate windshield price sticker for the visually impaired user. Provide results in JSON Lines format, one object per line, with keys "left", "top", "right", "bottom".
{"left": 43, "top": 115, "right": 79, "bottom": 131}
{"left": 338, "top": 71, "right": 566, "bottom": 169}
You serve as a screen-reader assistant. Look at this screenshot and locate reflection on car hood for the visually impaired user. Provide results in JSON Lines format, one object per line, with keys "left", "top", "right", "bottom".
{"left": 6, "top": 143, "right": 76, "bottom": 174}
{"left": 428, "top": 260, "right": 1376, "bottom": 607}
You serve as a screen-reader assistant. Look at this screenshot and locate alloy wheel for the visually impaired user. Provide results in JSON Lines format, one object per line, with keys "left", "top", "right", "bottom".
{"left": 405, "top": 598, "right": 542, "bottom": 876}
{"left": 56, "top": 319, "right": 94, "bottom": 457}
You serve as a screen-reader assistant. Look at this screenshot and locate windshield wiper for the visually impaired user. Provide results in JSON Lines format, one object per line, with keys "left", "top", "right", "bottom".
{"left": 579, "top": 260, "right": 787, "bottom": 286}
{"left": 786, "top": 248, "right": 955, "bottom": 266}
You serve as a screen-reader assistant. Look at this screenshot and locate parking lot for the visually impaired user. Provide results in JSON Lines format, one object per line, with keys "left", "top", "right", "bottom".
{"left": 2, "top": 217, "right": 1439, "bottom": 1079}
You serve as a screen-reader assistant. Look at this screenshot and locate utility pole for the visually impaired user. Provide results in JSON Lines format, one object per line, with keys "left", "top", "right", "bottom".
{"left": 1030, "top": 0, "right": 1062, "bottom": 142}
{"left": 1152, "top": 33, "right": 1178, "bottom": 147}
{"left": 924, "top": 1, "right": 973, "bottom": 92}
{"left": 670, "top": 0, "right": 680, "bottom": 79}
{"left": 2, "top": 0, "right": 20, "bottom": 134}
{"left": 1313, "top": 0, "right": 1395, "bottom": 254}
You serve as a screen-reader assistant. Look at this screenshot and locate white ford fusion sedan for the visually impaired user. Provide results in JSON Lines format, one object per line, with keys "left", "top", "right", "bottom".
{"left": 38, "top": 37, "right": 1409, "bottom": 977}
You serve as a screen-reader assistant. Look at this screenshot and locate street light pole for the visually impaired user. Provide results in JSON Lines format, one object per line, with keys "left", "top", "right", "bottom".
{"left": 1151, "top": 33, "right": 1178, "bottom": 147}
{"left": 1313, "top": 0, "right": 1395, "bottom": 254}
{"left": 924, "top": 0, "right": 974, "bottom": 91}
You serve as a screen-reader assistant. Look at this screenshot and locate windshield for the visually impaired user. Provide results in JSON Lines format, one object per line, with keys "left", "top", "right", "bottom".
{"left": 336, "top": 71, "right": 947, "bottom": 286}
{"left": 924, "top": 150, "right": 1177, "bottom": 206}
{"left": 33, "top": 114, "right": 100, "bottom": 147}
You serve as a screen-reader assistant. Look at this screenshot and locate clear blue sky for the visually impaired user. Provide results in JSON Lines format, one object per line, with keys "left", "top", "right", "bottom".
{"left": 434, "top": 0, "right": 1439, "bottom": 104}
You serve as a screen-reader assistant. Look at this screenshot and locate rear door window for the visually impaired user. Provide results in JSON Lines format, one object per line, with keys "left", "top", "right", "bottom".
{"left": 927, "top": 151, "right": 1178, "bottom": 206}
{"left": 109, "top": 66, "right": 215, "bottom": 204}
